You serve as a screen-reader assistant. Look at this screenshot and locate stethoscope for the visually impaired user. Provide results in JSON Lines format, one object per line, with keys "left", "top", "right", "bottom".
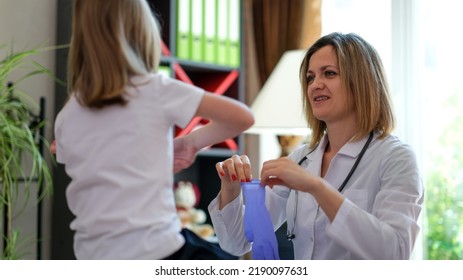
{"left": 286, "top": 131, "right": 374, "bottom": 241}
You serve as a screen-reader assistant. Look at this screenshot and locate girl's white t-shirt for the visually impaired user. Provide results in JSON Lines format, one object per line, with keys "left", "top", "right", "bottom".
{"left": 54, "top": 74, "right": 205, "bottom": 259}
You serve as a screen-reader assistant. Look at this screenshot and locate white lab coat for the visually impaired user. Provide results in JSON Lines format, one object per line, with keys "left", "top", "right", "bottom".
{"left": 208, "top": 133, "right": 424, "bottom": 259}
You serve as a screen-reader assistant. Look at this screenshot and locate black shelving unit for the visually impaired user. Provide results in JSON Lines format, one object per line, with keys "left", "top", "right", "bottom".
{"left": 51, "top": 0, "right": 75, "bottom": 260}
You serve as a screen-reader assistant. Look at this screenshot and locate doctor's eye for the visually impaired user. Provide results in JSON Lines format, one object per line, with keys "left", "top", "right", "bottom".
{"left": 324, "top": 70, "right": 337, "bottom": 77}
{"left": 306, "top": 74, "right": 315, "bottom": 85}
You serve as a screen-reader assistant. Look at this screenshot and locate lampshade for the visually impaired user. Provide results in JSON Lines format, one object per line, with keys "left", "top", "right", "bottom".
{"left": 246, "top": 49, "right": 309, "bottom": 135}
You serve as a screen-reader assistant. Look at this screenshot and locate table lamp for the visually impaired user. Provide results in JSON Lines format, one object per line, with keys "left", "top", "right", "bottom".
{"left": 246, "top": 49, "right": 310, "bottom": 157}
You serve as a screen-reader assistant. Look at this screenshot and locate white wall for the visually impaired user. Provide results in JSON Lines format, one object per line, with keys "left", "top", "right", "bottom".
{"left": 0, "top": 0, "right": 57, "bottom": 259}
{"left": 0, "top": 0, "right": 57, "bottom": 107}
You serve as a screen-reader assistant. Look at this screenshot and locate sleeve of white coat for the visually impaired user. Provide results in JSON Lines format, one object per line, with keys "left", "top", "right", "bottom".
{"left": 208, "top": 193, "right": 251, "bottom": 256}
{"left": 326, "top": 143, "right": 424, "bottom": 259}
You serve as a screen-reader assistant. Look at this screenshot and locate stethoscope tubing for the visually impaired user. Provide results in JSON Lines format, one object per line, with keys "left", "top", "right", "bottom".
{"left": 286, "top": 132, "right": 374, "bottom": 241}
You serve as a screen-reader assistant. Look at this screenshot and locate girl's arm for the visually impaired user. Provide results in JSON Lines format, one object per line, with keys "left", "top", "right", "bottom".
{"left": 188, "top": 93, "right": 254, "bottom": 149}
{"left": 173, "top": 93, "right": 254, "bottom": 173}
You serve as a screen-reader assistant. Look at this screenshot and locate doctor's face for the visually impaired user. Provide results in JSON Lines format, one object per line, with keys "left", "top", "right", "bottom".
{"left": 306, "top": 45, "right": 355, "bottom": 126}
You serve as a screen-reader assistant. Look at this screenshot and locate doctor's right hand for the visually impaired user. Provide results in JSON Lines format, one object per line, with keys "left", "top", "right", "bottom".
{"left": 215, "top": 154, "right": 253, "bottom": 209}
{"left": 216, "top": 154, "right": 253, "bottom": 185}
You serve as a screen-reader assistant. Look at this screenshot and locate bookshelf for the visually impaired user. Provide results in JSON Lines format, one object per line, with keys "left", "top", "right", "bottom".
{"left": 149, "top": 0, "right": 245, "bottom": 224}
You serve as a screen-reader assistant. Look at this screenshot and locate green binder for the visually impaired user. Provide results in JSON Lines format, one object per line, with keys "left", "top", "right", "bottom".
{"left": 216, "top": 0, "right": 229, "bottom": 65}
{"left": 228, "top": 0, "right": 240, "bottom": 67}
{"left": 204, "top": 0, "right": 218, "bottom": 64}
{"left": 190, "top": 0, "right": 204, "bottom": 62}
{"left": 176, "top": 0, "right": 192, "bottom": 60}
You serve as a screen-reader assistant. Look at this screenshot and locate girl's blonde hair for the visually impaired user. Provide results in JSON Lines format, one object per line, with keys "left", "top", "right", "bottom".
{"left": 68, "top": 0, "right": 162, "bottom": 108}
{"left": 299, "top": 32, "right": 395, "bottom": 148}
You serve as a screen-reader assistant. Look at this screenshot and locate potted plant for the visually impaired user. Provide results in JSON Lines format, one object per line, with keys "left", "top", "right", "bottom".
{"left": 0, "top": 46, "right": 54, "bottom": 259}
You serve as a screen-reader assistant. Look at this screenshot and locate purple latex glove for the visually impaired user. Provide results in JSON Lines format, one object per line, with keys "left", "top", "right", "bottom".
{"left": 241, "top": 180, "right": 280, "bottom": 260}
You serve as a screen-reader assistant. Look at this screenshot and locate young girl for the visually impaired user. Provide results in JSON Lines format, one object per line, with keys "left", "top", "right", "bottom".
{"left": 54, "top": 0, "right": 254, "bottom": 259}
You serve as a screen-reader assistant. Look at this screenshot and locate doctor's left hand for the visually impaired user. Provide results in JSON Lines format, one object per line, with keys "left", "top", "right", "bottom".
{"left": 260, "top": 157, "right": 320, "bottom": 193}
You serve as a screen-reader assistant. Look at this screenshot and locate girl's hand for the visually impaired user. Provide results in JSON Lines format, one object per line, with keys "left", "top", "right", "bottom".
{"left": 50, "top": 140, "right": 57, "bottom": 154}
{"left": 173, "top": 136, "right": 199, "bottom": 173}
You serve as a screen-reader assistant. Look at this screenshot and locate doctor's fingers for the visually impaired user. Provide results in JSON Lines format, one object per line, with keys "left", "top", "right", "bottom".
{"left": 216, "top": 157, "right": 238, "bottom": 182}
{"left": 236, "top": 155, "right": 252, "bottom": 182}
{"left": 261, "top": 157, "right": 299, "bottom": 174}
{"left": 219, "top": 154, "right": 252, "bottom": 182}
{"left": 260, "top": 158, "right": 300, "bottom": 185}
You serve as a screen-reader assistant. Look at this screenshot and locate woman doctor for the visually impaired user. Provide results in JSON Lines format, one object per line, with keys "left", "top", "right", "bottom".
{"left": 208, "top": 32, "right": 424, "bottom": 259}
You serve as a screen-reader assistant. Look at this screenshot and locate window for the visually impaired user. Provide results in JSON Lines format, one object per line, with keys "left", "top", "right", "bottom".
{"left": 417, "top": 0, "right": 463, "bottom": 260}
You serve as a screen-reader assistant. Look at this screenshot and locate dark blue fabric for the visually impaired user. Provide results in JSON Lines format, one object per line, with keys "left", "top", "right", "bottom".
{"left": 163, "top": 228, "right": 238, "bottom": 260}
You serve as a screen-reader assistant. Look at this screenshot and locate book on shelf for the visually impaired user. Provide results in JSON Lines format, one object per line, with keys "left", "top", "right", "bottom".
{"left": 176, "top": 0, "right": 191, "bottom": 60}
{"left": 228, "top": 0, "right": 240, "bottom": 67}
{"left": 203, "top": 0, "right": 218, "bottom": 64}
{"left": 190, "top": 0, "right": 204, "bottom": 62}
{"left": 216, "top": 0, "right": 229, "bottom": 66}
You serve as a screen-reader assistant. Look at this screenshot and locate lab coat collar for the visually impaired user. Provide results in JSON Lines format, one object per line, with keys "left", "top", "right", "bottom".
{"left": 322, "top": 132, "right": 375, "bottom": 158}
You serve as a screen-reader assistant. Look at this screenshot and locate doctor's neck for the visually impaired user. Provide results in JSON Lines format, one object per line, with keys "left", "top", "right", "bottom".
{"left": 325, "top": 125, "right": 358, "bottom": 154}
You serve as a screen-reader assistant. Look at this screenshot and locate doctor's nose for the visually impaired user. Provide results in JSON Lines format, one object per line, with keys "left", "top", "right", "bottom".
{"left": 309, "top": 77, "right": 325, "bottom": 91}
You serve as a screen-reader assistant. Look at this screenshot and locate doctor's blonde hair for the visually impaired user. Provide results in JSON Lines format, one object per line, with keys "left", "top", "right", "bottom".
{"left": 299, "top": 32, "right": 395, "bottom": 148}
{"left": 68, "top": 0, "right": 162, "bottom": 108}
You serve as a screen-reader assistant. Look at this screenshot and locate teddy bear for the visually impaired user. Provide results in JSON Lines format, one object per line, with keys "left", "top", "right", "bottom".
{"left": 173, "top": 181, "right": 215, "bottom": 239}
